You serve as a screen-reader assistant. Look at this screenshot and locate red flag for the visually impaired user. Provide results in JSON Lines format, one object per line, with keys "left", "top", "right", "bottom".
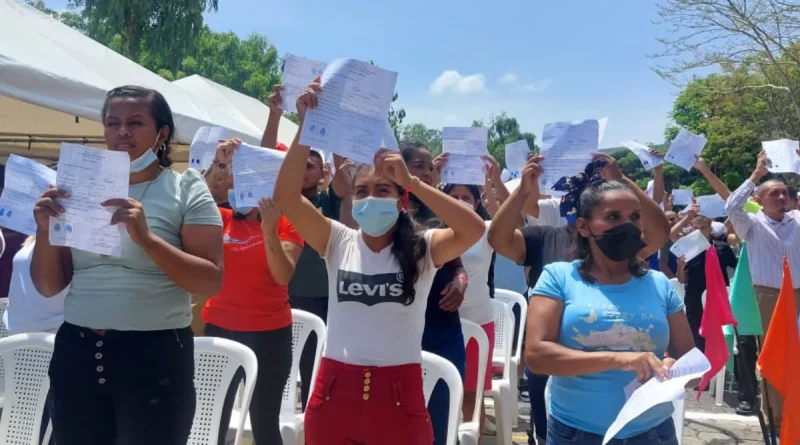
{"left": 697, "top": 247, "right": 737, "bottom": 400}
{"left": 757, "top": 257, "right": 800, "bottom": 445}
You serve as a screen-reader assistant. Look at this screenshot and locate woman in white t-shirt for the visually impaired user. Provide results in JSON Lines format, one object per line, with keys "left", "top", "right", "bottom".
{"left": 274, "top": 81, "right": 486, "bottom": 445}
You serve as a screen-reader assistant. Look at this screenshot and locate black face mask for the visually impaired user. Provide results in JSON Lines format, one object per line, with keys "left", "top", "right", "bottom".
{"left": 591, "top": 222, "right": 647, "bottom": 262}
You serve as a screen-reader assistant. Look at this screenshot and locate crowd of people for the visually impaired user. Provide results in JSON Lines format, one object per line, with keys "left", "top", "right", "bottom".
{"left": 0, "top": 78, "right": 798, "bottom": 445}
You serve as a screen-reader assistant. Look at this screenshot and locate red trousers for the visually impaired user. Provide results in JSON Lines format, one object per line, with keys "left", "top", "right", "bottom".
{"left": 305, "top": 357, "right": 433, "bottom": 445}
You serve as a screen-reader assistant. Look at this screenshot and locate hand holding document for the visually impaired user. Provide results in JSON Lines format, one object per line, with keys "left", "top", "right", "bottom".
{"left": 0, "top": 154, "right": 57, "bottom": 236}
{"left": 440, "top": 153, "right": 487, "bottom": 186}
{"left": 605, "top": 348, "right": 710, "bottom": 445}
{"left": 232, "top": 142, "right": 286, "bottom": 207}
{"left": 665, "top": 128, "right": 707, "bottom": 171}
{"left": 49, "top": 143, "right": 130, "bottom": 257}
{"left": 539, "top": 118, "right": 605, "bottom": 189}
{"left": 299, "top": 59, "right": 398, "bottom": 165}
{"left": 381, "top": 119, "right": 399, "bottom": 151}
{"left": 671, "top": 189, "right": 693, "bottom": 207}
{"left": 620, "top": 140, "right": 664, "bottom": 171}
{"left": 696, "top": 194, "right": 726, "bottom": 218}
{"left": 282, "top": 55, "right": 327, "bottom": 113}
{"left": 505, "top": 140, "right": 531, "bottom": 173}
{"left": 670, "top": 230, "right": 711, "bottom": 262}
{"left": 762, "top": 139, "right": 800, "bottom": 174}
{"left": 189, "top": 126, "right": 229, "bottom": 171}
{"left": 440, "top": 127, "right": 489, "bottom": 185}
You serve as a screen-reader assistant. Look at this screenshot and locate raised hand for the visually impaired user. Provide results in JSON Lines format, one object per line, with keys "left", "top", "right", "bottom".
{"left": 296, "top": 77, "right": 322, "bottom": 121}
{"left": 258, "top": 198, "right": 282, "bottom": 232}
{"left": 520, "top": 155, "right": 544, "bottom": 195}
{"left": 593, "top": 153, "right": 624, "bottom": 181}
{"left": 33, "top": 187, "right": 69, "bottom": 233}
{"left": 374, "top": 148, "right": 414, "bottom": 188}
{"left": 267, "top": 85, "right": 284, "bottom": 113}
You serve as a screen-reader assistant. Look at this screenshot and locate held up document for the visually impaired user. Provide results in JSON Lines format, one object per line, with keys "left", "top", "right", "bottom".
{"left": 381, "top": 119, "right": 400, "bottom": 151}
{"left": 49, "top": 143, "right": 130, "bottom": 257}
{"left": 189, "top": 126, "right": 229, "bottom": 171}
{"left": 671, "top": 189, "right": 693, "bottom": 207}
{"left": 299, "top": 59, "right": 398, "bottom": 165}
{"left": 442, "top": 127, "right": 489, "bottom": 155}
{"left": 440, "top": 153, "right": 487, "bottom": 186}
{"left": 281, "top": 55, "right": 327, "bottom": 113}
{"left": 620, "top": 140, "right": 664, "bottom": 170}
{"left": 670, "top": 230, "right": 711, "bottom": 262}
{"left": 665, "top": 128, "right": 707, "bottom": 171}
{"left": 762, "top": 139, "right": 800, "bottom": 174}
{"left": 605, "top": 348, "right": 710, "bottom": 445}
{"left": 232, "top": 142, "right": 287, "bottom": 207}
{"left": 505, "top": 140, "right": 531, "bottom": 173}
{"left": 539, "top": 118, "right": 604, "bottom": 189}
{"left": 696, "top": 194, "right": 726, "bottom": 218}
{"left": 0, "top": 154, "right": 57, "bottom": 236}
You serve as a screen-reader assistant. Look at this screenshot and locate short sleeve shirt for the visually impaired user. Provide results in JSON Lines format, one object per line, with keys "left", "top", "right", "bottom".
{"left": 521, "top": 225, "right": 575, "bottom": 287}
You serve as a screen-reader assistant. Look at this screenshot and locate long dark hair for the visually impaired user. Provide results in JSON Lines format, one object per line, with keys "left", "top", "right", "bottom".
{"left": 575, "top": 180, "right": 647, "bottom": 282}
{"left": 353, "top": 164, "right": 427, "bottom": 305}
{"left": 441, "top": 183, "right": 491, "bottom": 221}
{"left": 101, "top": 85, "right": 175, "bottom": 168}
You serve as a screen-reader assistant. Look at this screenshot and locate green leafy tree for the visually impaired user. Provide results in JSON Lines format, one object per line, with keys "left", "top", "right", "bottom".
{"left": 401, "top": 123, "right": 442, "bottom": 155}
{"left": 472, "top": 113, "right": 538, "bottom": 168}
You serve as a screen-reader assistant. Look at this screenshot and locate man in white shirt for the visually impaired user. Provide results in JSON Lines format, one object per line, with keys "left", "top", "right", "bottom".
{"left": 724, "top": 151, "right": 800, "bottom": 429}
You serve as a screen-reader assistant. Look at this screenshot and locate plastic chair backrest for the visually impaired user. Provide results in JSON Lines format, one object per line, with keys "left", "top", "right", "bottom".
{"left": 421, "top": 351, "right": 463, "bottom": 445}
{"left": 189, "top": 337, "right": 258, "bottom": 445}
{"left": 0, "top": 333, "right": 55, "bottom": 445}
{"left": 0, "top": 298, "right": 10, "bottom": 401}
{"left": 281, "top": 309, "right": 326, "bottom": 416}
{"left": 491, "top": 299, "right": 514, "bottom": 379}
{"left": 494, "top": 289, "right": 527, "bottom": 362}
{"left": 669, "top": 278, "right": 685, "bottom": 303}
{"left": 461, "top": 319, "right": 489, "bottom": 423}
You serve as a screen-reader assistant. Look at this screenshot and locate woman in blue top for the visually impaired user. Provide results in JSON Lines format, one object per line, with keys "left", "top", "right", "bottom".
{"left": 524, "top": 154, "right": 695, "bottom": 445}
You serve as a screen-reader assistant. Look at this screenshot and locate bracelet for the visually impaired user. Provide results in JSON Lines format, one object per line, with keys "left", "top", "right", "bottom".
{"left": 213, "top": 159, "right": 228, "bottom": 170}
{"left": 404, "top": 176, "right": 420, "bottom": 194}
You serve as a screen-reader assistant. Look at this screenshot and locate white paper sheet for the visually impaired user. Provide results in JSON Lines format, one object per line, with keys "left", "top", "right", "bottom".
{"left": 605, "top": 348, "right": 710, "bottom": 444}
{"left": 665, "top": 128, "right": 707, "bottom": 171}
{"left": 697, "top": 194, "right": 726, "bottom": 218}
{"left": 620, "top": 140, "right": 664, "bottom": 170}
{"left": 442, "top": 127, "right": 489, "bottom": 156}
{"left": 381, "top": 119, "right": 400, "bottom": 151}
{"left": 440, "top": 153, "right": 487, "bottom": 186}
{"left": 49, "top": 143, "right": 130, "bottom": 257}
{"left": 539, "top": 119, "right": 601, "bottom": 189}
{"left": 670, "top": 229, "right": 711, "bottom": 262}
{"left": 188, "top": 126, "right": 228, "bottom": 171}
{"left": 299, "top": 59, "right": 398, "bottom": 165}
{"left": 505, "top": 140, "right": 531, "bottom": 173}
{"left": 232, "top": 142, "right": 287, "bottom": 207}
{"left": 762, "top": 139, "right": 800, "bottom": 174}
{"left": 281, "top": 54, "right": 328, "bottom": 113}
{"left": 671, "top": 189, "right": 693, "bottom": 207}
{"left": 0, "top": 154, "right": 57, "bottom": 236}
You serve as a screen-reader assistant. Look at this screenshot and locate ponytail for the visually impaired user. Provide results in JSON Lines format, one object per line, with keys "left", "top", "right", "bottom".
{"left": 390, "top": 210, "right": 427, "bottom": 305}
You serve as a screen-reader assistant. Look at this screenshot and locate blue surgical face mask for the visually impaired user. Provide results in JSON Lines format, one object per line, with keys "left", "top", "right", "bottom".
{"left": 228, "top": 189, "right": 255, "bottom": 215}
{"left": 130, "top": 135, "right": 161, "bottom": 173}
{"left": 352, "top": 197, "right": 399, "bottom": 237}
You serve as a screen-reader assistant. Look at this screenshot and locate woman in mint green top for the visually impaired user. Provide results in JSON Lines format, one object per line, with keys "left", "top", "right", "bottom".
{"left": 523, "top": 154, "right": 695, "bottom": 445}
{"left": 31, "top": 86, "right": 224, "bottom": 445}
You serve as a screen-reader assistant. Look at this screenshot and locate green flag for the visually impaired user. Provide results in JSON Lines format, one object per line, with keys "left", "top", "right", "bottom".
{"left": 728, "top": 242, "right": 764, "bottom": 336}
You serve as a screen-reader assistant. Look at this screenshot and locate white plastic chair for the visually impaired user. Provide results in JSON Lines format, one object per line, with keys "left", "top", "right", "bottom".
{"left": 669, "top": 278, "right": 685, "bottom": 303}
{"left": 422, "top": 351, "right": 464, "bottom": 445}
{"left": 229, "top": 309, "right": 326, "bottom": 445}
{"left": 459, "top": 319, "right": 490, "bottom": 445}
{"left": 701, "top": 289, "right": 728, "bottom": 406}
{"left": 485, "top": 299, "right": 514, "bottom": 445}
{"left": 0, "top": 333, "right": 55, "bottom": 445}
{"left": 493, "top": 289, "right": 528, "bottom": 428}
{"left": 0, "top": 298, "right": 10, "bottom": 406}
{"left": 189, "top": 337, "right": 258, "bottom": 445}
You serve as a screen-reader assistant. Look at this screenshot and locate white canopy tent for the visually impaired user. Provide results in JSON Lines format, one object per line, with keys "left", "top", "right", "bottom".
{"left": 0, "top": 0, "right": 262, "bottom": 145}
{"left": 173, "top": 75, "right": 298, "bottom": 147}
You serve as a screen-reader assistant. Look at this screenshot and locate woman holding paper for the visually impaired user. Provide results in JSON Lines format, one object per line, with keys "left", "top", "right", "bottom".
{"left": 273, "top": 81, "right": 485, "bottom": 445}
{"left": 523, "top": 154, "right": 695, "bottom": 445}
{"left": 31, "top": 85, "right": 224, "bottom": 445}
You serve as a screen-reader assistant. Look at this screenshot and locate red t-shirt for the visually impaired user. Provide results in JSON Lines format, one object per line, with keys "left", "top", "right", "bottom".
{"left": 202, "top": 208, "right": 303, "bottom": 331}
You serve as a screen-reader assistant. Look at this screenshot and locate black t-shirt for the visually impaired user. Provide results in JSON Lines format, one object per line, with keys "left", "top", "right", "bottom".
{"left": 684, "top": 241, "right": 738, "bottom": 302}
{"left": 522, "top": 225, "right": 575, "bottom": 287}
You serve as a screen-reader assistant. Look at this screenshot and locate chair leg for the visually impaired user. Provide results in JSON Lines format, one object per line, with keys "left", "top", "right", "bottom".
{"left": 714, "top": 368, "right": 725, "bottom": 407}
{"left": 509, "top": 358, "right": 519, "bottom": 428}
{"left": 494, "top": 386, "right": 514, "bottom": 445}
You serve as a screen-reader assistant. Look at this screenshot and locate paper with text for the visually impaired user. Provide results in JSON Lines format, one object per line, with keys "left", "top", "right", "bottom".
{"left": 606, "top": 348, "right": 710, "bottom": 444}
{"left": 49, "top": 144, "right": 129, "bottom": 256}
{"left": 282, "top": 54, "right": 328, "bottom": 113}
{"left": 539, "top": 119, "right": 602, "bottom": 189}
{"left": 232, "top": 142, "right": 287, "bottom": 207}
{"left": 621, "top": 140, "right": 664, "bottom": 170}
{"left": 0, "top": 155, "right": 57, "bottom": 235}
{"left": 762, "top": 139, "right": 800, "bottom": 174}
{"left": 189, "top": 126, "right": 229, "bottom": 171}
{"left": 442, "top": 127, "right": 489, "bottom": 156}
{"left": 665, "top": 128, "right": 706, "bottom": 171}
{"left": 505, "top": 140, "right": 531, "bottom": 173}
{"left": 381, "top": 119, "right": 399, "bottom": 151}
{"left": 670, "top": 230, "right": 711, "bottom": 262}
{"left": 697, "top": 194, "right": 726, "bottom": 218}
{"left": 299, "top": 59, "right": 398, "bottom": 165}
{"left": 440, "top": 152, "right": 486, "bottom": 185}
{"left": 672, "top": 189, "right": 693, "bottom": 207}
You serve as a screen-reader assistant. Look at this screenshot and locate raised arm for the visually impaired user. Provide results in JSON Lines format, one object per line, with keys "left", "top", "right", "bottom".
{"left": 258, "top": 199, "right": 303, "bottom": 285}
{"left": 260, "top": 85, "right": 283, "bottom": 149}
{"left": 31, "top": 188, "right": 74, "bottom": 297}
{"left": 725, "top": 151, "right": 767, "bottom": 240}
{"left": 482, "top": 155, "right": 510, "bottom": 217}
{"left": 651, "top": 151, "right": 665, "bottom": 207}
{"left": 693, "top": 157, "right": 730, "bottom": 200}
{"left": 669, "top": 203, "right": 698, "bottom": 242}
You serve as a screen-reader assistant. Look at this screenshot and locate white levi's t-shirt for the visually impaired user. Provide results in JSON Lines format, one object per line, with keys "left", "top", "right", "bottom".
{"left": 323, "top": 220, "right": 439, "bottom": 366}
{"left": 458, "top": 222, "right": 495, "bottom": 325}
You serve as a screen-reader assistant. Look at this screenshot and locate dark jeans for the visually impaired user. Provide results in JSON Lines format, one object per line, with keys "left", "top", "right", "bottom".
{"left": 547, "top": 417, "right": 678, "bottom": 445}
{"left": 525, "top": 368, "right": 549, "bottom": 444}
{"left": 685, "top": 296, "right": 705, "bottom": 352}
{"left": 735, "top": 335, "right": 758, "bottom": 404}
{"left": 289, "top": 296, "right": 329, "bottom": 410}
{"left": 422, "top": 325, "right": 466, "bottom": 445}
{"left": 205, "top": 323, "right": 293, "bottom": 445}
{"left": 48, "top": 322, "right": 195, "bottom": 445}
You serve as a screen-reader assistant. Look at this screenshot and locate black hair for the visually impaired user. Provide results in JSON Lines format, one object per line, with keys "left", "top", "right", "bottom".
{"left": 353, "top": 164, "right": 427, "bottom": 305}
{"left": 309, "top": 150, "right": 323, "bottom": 168}
{"left": 441, "top": 183, "right": 491, "bottom": 221}
{"left": 789, "top": 185, "right": 798, "bottom": 200}
{"left": 400, "top": 143, "right": 440, "bottom": 223}
{"left": 575, "top": 180, "right": 647, "bottom": 282}
{"left": 101, "top": 85, "right": 175, "bottom": 168}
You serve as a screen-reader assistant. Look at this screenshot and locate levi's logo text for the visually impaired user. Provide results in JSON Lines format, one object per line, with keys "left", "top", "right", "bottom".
{"left": 336, "top": 270, "right": 405, "bottom": 306}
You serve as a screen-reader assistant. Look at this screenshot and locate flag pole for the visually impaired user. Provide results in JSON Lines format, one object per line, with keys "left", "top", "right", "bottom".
{"left": 733, "top": 327, "right": 773, "bottom": 445}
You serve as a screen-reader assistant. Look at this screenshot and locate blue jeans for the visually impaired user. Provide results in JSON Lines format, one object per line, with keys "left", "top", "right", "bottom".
{"left": 525, "top": 368, "right": 549, "bottom": 444}
{"left": 547, "top": 417, "right": 679, "bottom": 445}
{"left": 422, "top": 325, "right": 466, "bottom": 445}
